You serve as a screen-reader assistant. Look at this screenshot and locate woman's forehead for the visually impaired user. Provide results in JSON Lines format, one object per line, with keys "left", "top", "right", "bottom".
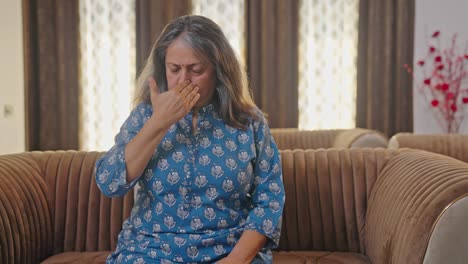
{"left": 166, "top": 38, "right": 204, "bottom": 64}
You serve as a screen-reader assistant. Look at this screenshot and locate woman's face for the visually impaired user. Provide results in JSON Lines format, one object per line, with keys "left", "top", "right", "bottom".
{"left": 165, "top": 37, "right": 216, "bottom": 108}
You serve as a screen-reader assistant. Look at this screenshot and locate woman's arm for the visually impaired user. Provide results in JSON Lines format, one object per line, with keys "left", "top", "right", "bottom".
{"left": 219, "top": 116, "right": 285, "bottom": 263}
{"left": 124, "top": 77, "right": 200, "bottom": 182}
{"left": 123, "top": 114, "right": 169, "bottom": 182}
{"left": 95, "top": 78, "right": 199, "bottom": 196}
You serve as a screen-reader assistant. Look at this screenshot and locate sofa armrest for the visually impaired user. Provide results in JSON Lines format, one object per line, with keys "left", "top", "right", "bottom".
{"left": 0, "top": 154, "right": 53, "bottom": 263}
{"left": 388, "top": 133, "right": 468, "bottom": 163}
{"left": 333, "top": 128, "right": 388, "bottom": 148}
{"left": 365, "top": 150, "right": 468, "bottom": 263}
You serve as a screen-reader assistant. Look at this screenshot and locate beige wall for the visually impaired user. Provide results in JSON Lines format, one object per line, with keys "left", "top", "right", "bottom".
{"left": 0, "top": 0, "right": 25, "bottom": 154}
{"left": 414, "top": 0, "right": 468, "bottom": 133}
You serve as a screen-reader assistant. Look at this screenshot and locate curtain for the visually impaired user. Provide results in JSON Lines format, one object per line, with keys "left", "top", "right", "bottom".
{"left": 191, "top": 0, "right": 245, "bottom": 66}
{"left": 298, "top": 0, "right": 359, "bottom": 130}
{"left": 79, "top": 0, "right": 136, "bottom": 151}
{"left": 136, "top": 0, "right": 191, "bottom": 73}
{"left": 246, "top": 0, "right": 299, "bottom": 128}
{"left": 356, "top": 0, "right": 415, "bottom": 137}
{"left": 23, "top": 0, "right": 80, "bottom": 151}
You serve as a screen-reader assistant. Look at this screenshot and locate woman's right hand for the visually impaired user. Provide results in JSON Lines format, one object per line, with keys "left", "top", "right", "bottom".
{"left": 147, "top": 77, "right": 200, "bottom": 129}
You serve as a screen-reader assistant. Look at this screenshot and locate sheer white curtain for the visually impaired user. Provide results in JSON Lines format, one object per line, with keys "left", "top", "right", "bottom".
{"left": 78, "top": 0, "right": 358, "bottom": 150}
{"left": 79, "top": 0, "right": 136, "bottom": 151}
{"left": 191, "top": 0, "right": 245, "bottom": 65}
{"left": 298, "top": 0, "right": 359, "bottom": 129}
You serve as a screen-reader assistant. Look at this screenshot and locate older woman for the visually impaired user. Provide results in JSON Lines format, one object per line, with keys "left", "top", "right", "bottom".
{"left": 95, "top": 15, "right": 284, "bottom": 264}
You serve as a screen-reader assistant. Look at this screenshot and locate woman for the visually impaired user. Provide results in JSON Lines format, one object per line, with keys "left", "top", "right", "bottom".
{"left": 95, "top": 15, "right": 284, "bottom": 264}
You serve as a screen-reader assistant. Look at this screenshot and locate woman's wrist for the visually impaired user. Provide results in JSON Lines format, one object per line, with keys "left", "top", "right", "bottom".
{"left": 147, "top": 114, "right": 171, "bottom": 135}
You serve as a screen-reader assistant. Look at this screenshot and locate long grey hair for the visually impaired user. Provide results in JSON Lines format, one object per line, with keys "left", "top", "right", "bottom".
{"left": 134, "top": 15, "right": 260, "bottom": 129}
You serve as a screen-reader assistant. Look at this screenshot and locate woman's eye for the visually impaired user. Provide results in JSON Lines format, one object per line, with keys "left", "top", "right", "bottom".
{"left": 192, "top": 69, "right": 203, "bottom": 74}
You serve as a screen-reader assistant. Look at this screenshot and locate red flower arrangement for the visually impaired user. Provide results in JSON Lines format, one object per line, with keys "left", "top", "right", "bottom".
{"left": 405, "top": 30, "right": 468, "bottom": 133}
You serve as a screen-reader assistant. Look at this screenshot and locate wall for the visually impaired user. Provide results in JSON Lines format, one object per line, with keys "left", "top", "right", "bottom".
{"left": 0, "top": 0, "right": 25, "bottom": 154}
{"left": 414, "top": 0, "right": 468, "bottom": 133}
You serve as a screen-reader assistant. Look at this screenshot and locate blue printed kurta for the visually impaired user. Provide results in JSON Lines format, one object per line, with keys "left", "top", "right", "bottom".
{"left": 95, "top": 103, "right": 284, "bottom": 264}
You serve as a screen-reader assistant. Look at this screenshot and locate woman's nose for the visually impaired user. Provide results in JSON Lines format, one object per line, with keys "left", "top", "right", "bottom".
{"left": 178, "top": 69, "right": 191, "bottom": 84}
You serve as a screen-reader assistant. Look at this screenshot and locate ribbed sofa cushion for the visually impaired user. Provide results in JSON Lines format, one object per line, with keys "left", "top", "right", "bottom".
{"left": 388, "top": 133, "right": 468, "bottom": 163}
{"left": 271, "top": 128, "right": 388, "bottom": 150}
{"left": 1, "top": 149, "right": 403, "bottom": 263}
{"left": 26, "top": 151, "right": 135, "bottom": 254}
{"left": 0, "top": 153, "right": 53, "bottom": 264}
{"left": 271, "top": 128, "right": 340, "bottom": 149}
{"left": 366, "top": 151, "right": 468, "bottom": 263}
{"left": 278, "top": 148, "right": 400, "bottom": 253}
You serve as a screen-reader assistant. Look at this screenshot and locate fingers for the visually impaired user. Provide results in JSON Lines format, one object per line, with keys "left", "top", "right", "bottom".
{"left": 184, "top": 86, "right": 200, "bottom": 111}
{"left": 174, "top": 80, "right": 191, "bottom": 94}
{"left": 179, "top": 83, "right": 196, "bottom": 99}
{"left": 156, "top": 79, "right": 199, "bottom": 112}
{"left": 187, "top": 91, "right": 201, "bottom": 110}
{"left": 148, "top": 77, "right": 158, "bottom": 97}
{"left": 174, "top": 81, "right": 199, "bottom": 111}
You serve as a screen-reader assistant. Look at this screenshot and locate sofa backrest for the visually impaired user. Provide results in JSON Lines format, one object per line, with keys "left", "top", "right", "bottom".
{"left": 0, "top": 152, "right": 54, "bottom": 263}
{"left": 389, "top": 133, "right": 468, "bottom": 163}
{"left": 277, "top": 148, "right": 400, "bottom": 253}
{"left": 0, "top": 148, "right": 401, "bottom": 260}
{"left": 271, "top": 128, "right": 388, "bottom": 150}
{"left": 25, "top": 151, "right": 133, "bottom": 254}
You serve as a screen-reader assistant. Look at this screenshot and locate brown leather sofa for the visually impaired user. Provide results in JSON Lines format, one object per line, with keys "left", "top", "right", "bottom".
{"left": 271, "top": 128, "right": 388, "bottom": 150}
{"left": 389, "top": 132, "right": 468, "bottom": 163}
{"left": 2, "top": 149, "right": 468, "bottom": 263}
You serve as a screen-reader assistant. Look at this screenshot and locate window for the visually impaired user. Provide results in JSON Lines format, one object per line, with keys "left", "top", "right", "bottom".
{"left": 78, "top": 0, "right": 359, "bottom": 152}
{"left": 191, "top": 0, "right": 245, "bottom": 66}
{"left": 298, "top": 0, "right": 359, "bottom": 129}
{"left": 79, "top": 0, "right": 136, "bottom": 150}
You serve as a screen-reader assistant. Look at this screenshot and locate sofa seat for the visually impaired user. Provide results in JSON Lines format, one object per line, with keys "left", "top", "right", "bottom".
{"left": 273, "top": 251, "right": 370, "bottom": 264}
{"left": 41, "top": 251, "right": 369, "bottom": 264}
{"left": 41, "top": 252, "right": 109, "bottom": 264}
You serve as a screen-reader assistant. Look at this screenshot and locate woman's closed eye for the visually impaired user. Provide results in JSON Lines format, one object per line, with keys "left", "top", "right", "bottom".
{"left": 167, "top": 65, "right": 204, "bottom": 75}
{"left": 169, "top": 66, "right": 180, "bottom": 73}
{"left": 191, "top": 67, "right": 204, "bottom": 75}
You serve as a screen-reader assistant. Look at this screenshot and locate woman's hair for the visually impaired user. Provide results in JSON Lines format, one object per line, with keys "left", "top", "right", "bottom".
{"left": 134, "top": 15, "right": 260, "bottom": 129}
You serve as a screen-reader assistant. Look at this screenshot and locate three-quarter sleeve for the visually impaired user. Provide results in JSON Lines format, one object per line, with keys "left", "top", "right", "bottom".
{"left": 95, "top": 103, "right": 151, "bottom": 197}
{"left": 244, "top": 116, "right": 285, "bottom": 249}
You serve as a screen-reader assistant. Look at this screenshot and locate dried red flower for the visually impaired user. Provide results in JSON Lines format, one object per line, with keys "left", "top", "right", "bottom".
{"left": 407, "top": 31, "right": 468, "bottom": 133}
{"left": 451, "top": 104, "right": 458, "bottom": 112}
{"left": 441, "top": 83, "right": 450, "bottom": 91}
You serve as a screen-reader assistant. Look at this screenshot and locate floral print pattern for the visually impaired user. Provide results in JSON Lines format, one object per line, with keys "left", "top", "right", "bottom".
{"left": 95, "top": 103, "right": 284, "bottom": 263}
